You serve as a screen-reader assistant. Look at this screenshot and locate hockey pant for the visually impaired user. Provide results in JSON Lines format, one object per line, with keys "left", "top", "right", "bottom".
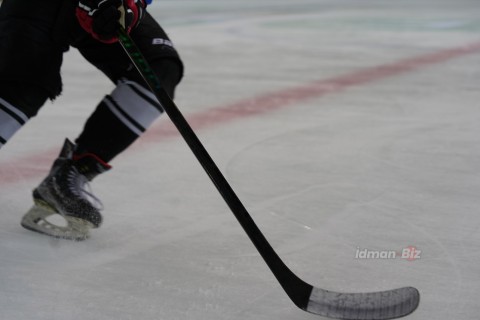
{"left": 0, "top": 0, "right": 183, "bottom": 161}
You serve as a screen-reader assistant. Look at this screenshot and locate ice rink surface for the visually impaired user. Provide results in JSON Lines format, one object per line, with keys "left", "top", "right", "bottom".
{"left": 1, "top": 0, "right": 480, "bottom": 319}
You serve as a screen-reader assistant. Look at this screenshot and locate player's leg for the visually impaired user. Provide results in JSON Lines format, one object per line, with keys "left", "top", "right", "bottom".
{"left": 0, "top": 0, "right": 67, "bottom": 149}
{"left": 21, "top": 12, "right": 183, "bottom": 240}
{"left": 72, "top": 12, "right": 183, "bottom": 162}
{"left": 0, "top": 0, "right": 110, "bottom": 240}
{"left": 0, "top": 85, "right": 44, "bottom": 149}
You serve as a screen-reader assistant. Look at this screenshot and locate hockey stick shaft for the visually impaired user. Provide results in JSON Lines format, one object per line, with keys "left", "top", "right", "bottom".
{"left": 117, "top": 29, "right": 312, "bottom": 307}
{"left": 118, "top": 29, "right": 420, "bottom": 320}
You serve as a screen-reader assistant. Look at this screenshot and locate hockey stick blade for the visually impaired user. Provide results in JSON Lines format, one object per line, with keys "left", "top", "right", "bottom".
{"left": 306, "top": 286, "right": 419, "bottom": 320}
{"left": 117, "top": 28, "right": 420, "bottom": 319}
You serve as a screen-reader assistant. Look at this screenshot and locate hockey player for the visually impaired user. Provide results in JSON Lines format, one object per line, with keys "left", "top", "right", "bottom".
{"left": 0, "top": 0, "right": 183, "bottom": 240}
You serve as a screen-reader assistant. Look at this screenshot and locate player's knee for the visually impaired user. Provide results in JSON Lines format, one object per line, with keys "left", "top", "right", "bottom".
{"left": 149, "top": 58, "right": 184, "bottom": 99}
{"left": 123, "top": 57, "right": 183, "bottom": 99}
{"left": 0, "top": 82, "right": 50, "bottom": 118}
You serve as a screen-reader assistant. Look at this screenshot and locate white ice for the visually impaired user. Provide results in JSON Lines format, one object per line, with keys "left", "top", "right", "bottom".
{"left": 1, "top": 0, "right": 480, "bottom": 319}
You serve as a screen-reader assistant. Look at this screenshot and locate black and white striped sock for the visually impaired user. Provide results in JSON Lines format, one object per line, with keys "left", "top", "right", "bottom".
{"left": 0, "top": 97, "right": 29, "bottom": 149}
{"left": 104, "top": 79, "right": 163, "bottom": 136}
{"left": 75, "top": 79, "right": 164, "bottom": 161}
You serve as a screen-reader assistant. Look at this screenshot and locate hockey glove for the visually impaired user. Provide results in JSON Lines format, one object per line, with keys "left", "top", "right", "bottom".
{"left": 76, "top": 0, "right": 146, "bottom": 43}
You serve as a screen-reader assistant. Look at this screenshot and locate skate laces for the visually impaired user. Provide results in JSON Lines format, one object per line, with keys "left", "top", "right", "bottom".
{"left": 67, "top": 167, "right": 104, "bottom": 210}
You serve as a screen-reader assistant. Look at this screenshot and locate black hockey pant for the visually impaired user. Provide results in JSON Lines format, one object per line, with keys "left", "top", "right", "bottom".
{"left": 0, "top": 0, "right": 183, "bottom": 162}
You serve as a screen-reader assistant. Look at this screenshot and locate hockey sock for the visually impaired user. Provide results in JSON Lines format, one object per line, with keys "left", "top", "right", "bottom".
{"left": 75, "top": 58, "right": 181, "bottom": 162}
{"left": 0, "top": 82, "right": 50, "bottom": 149}
{"left": 0, "top": 97, "right": 29, "bottom": 149}
{"left": 74, "top": 79, "right": 163, "bottom": 162}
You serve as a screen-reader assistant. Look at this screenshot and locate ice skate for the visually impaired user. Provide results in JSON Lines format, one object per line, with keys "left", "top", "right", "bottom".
{"left": 21, "top": 139, "right": 110, "bottom": 240}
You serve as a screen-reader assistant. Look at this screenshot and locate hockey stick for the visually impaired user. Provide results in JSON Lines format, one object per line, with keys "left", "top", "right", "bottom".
{"left": 117, "top": 28, "right": 420, "bottom": 320}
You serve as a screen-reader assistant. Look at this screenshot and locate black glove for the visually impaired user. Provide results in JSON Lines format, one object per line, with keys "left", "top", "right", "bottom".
{"left": 76, "top": 0, "right": 147, "bottom": 43}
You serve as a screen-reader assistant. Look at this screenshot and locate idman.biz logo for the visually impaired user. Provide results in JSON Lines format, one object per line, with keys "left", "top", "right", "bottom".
{"left": 355, "top": 246, "right": 421, "bottom": 261}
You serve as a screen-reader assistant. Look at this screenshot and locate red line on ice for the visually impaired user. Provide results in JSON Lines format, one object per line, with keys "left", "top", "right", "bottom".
{"left": 2, "top": 41, "right": 480, "bottom": 185}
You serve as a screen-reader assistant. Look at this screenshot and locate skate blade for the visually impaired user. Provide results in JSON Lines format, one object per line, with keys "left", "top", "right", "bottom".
{"left": 21, "top": 205, "right": 93, "bottom": 241}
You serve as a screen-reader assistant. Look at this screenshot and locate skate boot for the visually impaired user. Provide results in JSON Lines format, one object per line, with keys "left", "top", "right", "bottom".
{"left": 21, "top": 139, "right": 111, "bottom": 240}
